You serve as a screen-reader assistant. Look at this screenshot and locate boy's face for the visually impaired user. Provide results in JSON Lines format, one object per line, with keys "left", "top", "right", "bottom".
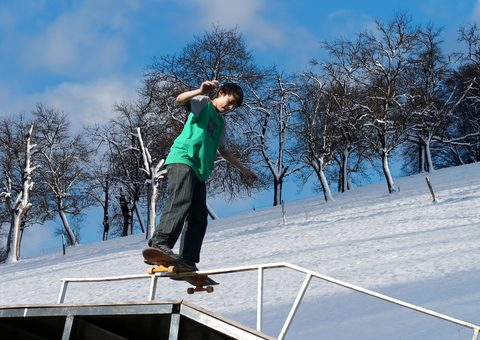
{"left": 212, "top": 91, "right": 239, "bottom": 114}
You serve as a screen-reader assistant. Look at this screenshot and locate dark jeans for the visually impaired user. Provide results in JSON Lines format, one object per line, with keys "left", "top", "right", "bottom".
{"left": 150, "top": 164, "right": 208, "bottom": 263}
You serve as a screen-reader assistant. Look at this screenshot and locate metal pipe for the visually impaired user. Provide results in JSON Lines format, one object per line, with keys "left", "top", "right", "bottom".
{"left": 278, "top": 273, "right": 312, "bottom": 340}
{"left": 257, "top": 266, "right": 264, "bottom": 332}
{"left": 149, "top": 275, "right": 158, "bottom": 301}
{"left": 57, "top": 280, "right": 68, "bottom": 304}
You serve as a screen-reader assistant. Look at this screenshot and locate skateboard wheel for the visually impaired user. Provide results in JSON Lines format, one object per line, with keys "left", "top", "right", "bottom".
{"left": 147, "top": 268, "right": 155, "bottom": 275}
{"left": 187, "top": 288, "right": 195, "bottom": 295}
{"left": 206, "top": 286, "right": 214, "bottom": 293}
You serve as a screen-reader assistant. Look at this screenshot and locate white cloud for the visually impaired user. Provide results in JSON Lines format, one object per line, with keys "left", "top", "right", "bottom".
{"left": 187, "top": 0, "right": 285, "bottom": 49}
{"left": 17, "top": 0, "right": 139, "bottom": 76}
{"left": 0, "top": 75, "right": 140, "bottom": 129}
{"left": 39, "top": 77, "right": 139, "bottom": 128}
{"left": 0, "top": 1, "right": 146, "bottom": 127}
{"left": 174, "top": 0, "right": 321, "bottom": 71}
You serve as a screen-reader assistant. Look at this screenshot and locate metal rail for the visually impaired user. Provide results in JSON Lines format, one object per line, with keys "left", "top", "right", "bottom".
{"left": 58, "top": 262, "right": 480, "bottom": 340}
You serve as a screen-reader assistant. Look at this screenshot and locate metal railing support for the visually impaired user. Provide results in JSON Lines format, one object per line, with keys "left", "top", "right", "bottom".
{"left": 149, "top": 275, "right": 158, "bottom": 301}
{"left": 168, "top": 312, "right": 181, "bottom": 340}
{"left": 58, "top": 280, "right": 68, "bottom": 304}
{"left": 257, "top": 266, "right": 264, "bottom": 332}
{"left": 278, "top": 273, "right": 312, "bottom": 340}
{"left": 61, "top": 315, "right": 74, "bottom": 340}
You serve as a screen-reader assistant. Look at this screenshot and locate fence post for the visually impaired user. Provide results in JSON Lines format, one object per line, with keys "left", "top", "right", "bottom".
{"left": 425, "top": 177, "right": 436, "bottom": 202}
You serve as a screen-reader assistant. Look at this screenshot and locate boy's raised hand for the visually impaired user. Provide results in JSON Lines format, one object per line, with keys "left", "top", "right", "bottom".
{"left": 200, "top": 80, "right": 218, "bottom": 94}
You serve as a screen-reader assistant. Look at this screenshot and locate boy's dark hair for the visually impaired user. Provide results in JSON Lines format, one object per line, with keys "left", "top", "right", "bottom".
{"left": 218, "top": 82, "right": 244, "bottom": 106}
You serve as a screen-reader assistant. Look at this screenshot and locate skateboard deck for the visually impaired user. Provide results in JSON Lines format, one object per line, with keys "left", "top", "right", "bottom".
{"left": 142, "top": 247, "right": 219, "bottom": 294}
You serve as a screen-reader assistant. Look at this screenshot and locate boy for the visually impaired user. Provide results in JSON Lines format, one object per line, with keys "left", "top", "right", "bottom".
{"left": 148, "top": 80, "right": 257, "bottom": 270}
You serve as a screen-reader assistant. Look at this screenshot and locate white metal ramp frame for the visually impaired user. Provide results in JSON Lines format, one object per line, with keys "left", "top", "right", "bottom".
{"left": 58, "top": 262, "right": 480, "bottom": 340}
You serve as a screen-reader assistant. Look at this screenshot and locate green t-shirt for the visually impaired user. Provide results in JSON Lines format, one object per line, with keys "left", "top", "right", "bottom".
{"left": 165, "top": 95, "right": 225, "bottom": 181}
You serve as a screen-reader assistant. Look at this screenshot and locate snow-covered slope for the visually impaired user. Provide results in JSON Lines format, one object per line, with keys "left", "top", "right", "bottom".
{"left": 1, "top": 163, "right": 480, "bottom": 339}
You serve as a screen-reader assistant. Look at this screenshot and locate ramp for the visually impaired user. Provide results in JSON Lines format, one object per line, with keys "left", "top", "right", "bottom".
{"left": 0, "top": 301, "right": 272, "bottom": 340}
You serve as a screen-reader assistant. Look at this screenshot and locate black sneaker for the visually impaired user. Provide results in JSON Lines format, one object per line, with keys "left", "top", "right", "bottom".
{"left": 148, "top": 240, "right": 174, "bottom": 255}
{"left": 181, "top": 258, "right": 198, "bottom": 272}
{"left": 147, "top": 242, "right": 181, "bottom": 261}
{"left": 143, "top": 243, "right": 177, "bottom": 265}
{"left": 155, "top": 243, "right": 175, "bottom": 256}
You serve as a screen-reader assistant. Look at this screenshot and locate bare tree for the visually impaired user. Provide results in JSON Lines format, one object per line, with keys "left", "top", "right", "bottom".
{"left": 302, "top": 56, "right": 373, "bottom": 195}
{"left": 402, "top": 25, "right": 476, "bottom": 174}
{"left": 92, "top": 117, "right": 145, "bottom": 237}
{"left": 294, "top": 73, "right": 335, "bottom": 201}
{"left": 135, "top": 127, "right": 166, "bottom": 239}
{"left": 88, "top": 93, "right": 172, "bottom": 238}
{"left": 246, "top": 72, "right": 305, "bottom": 206}
{"left": 0, "top": 119, "right": 37, "bottom": 263}
{"left": 440, "top": 66, "right": 480, "bottom": 165}
{"left": 33, "top": 105, "right": 93, "bottom": 246}
{"left": 83, "top": 155, "right": 113, "bottom": 241}
{"left": 151, "top": 23, "right": 260, "bottom": 89}
{"left": 325, "top": 13, "right": 420, "bottom": 193}
{"left": 437, "top": 24, "right": 480, "bottom": 165}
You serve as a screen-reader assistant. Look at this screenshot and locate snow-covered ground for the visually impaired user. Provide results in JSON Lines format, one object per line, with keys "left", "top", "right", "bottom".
{"left": 1, "top": 163, "right": 480, "bottom": 339}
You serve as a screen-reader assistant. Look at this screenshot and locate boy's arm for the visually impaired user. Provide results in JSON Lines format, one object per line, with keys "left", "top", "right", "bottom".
{"left": 176, "top": 79, "right": 218, "bottom": 105}
{"left": 219, "top": 148, "right": 257, "bottom": 183}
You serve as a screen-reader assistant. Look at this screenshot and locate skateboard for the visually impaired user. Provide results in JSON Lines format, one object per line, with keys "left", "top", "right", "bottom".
{"left": 142, "top": 247, "right": 219, "bottom": 294}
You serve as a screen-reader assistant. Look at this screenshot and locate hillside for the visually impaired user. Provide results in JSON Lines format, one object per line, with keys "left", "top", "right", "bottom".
{"left": 1, "top": 162, "right": 480, "bottom": 339}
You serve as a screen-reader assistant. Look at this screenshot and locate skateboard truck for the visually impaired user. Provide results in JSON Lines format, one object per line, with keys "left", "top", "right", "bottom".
{"left": 187, "top": 285, "right": 214, "bottom": 294}
{"left": 147, "top": 263, "right": 178, "bottom": 274}
{"left": 185, "top": 277, "right": 215, "bottom": 294}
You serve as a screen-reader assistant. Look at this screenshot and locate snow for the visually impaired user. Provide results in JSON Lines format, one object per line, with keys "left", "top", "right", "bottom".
{"left": 1, "top": 163, "right": 480, "bottom": 339}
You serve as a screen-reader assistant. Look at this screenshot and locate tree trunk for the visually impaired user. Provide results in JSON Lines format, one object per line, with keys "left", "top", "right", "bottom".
{"left": 341, "top": 149, "right": 350, "bottom": 193}
{"left": 419, "top": 144, "right": 426, "bottom": 173}
{"left": 318, "top": 168, "right": 334, "bottom": 202}
{"left": 5, "top": 124, "right": 36, "bottom": 263}
{"left": 129, "top": 204, "right": 137, "bottom": 235}
{"left": 207, "top": 202, "right": 219, "bottom": 220}
{"left": 133, "top": 200, "right": 145, "bottom": 234}
{"left": 273, "top": 177, "right": 283, "bottom": 206}
{"left": 6, "top": 204, "right": 22, "bottom": 263}
{"left": 313, "top": 158, "right": 334, "bottom": 202}
{"left": 58, "top": 199, "right": 78, "bottom": 245}
{"left": 146, "top": 186, "right": 157, "bottom": 239}
{"left": 119, "top": 193, "right": 131, "bottom": 237}
{"left": 6, "top": 188, "right": 32, "bottom": 263}
{"left": 425, "top": 139, "right": 435, "bottom": 173}
{"left": 102, "top": 177, "right": 110, "bottom": 241}
{"left": 381, "top": 150, "right": 396, "bottom": 193}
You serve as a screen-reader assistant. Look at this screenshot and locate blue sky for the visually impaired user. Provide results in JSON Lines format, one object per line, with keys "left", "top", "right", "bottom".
{"left": 2, "top": 0, "right": 479, "bottom": 127}
{"left": 1, "top": 0, "right": 480, "bottom": 255}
